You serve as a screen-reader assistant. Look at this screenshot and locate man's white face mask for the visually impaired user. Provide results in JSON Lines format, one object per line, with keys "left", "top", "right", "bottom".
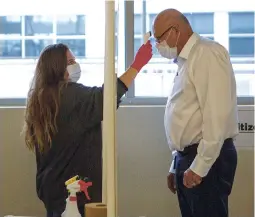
{"left": 67, "top": 63, "right": 81, "bottom": 82}
{"left": 156, "top": 29, "right": 180, "bottom": 60}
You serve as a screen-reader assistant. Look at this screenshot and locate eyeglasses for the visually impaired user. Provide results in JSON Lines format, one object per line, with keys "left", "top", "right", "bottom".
{"left": 154, "top": 26, "right": 177, "bottom": 43}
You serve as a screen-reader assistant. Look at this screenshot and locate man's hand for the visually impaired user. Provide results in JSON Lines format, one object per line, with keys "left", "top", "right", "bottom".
{"left": 167, "top": 172, "right": 176, "bottom": 194}
{"left": 183, "top": 169, "right": 202, "bottom": 188}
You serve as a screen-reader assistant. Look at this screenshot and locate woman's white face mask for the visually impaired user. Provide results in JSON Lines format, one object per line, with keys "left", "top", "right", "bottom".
{"left": 67, "top": 63, "right": 81, "bottom": 82}
{"left": 156, "top": 29, "right": 180, "bottom": 60}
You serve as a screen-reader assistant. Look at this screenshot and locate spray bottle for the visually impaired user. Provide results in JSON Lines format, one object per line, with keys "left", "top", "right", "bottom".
{"left": 61, "top": 175, "right": 92, "bottom": 217}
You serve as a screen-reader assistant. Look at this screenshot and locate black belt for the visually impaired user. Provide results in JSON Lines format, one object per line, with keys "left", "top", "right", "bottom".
{"left": 177, "top": 138, "right": 233, "bottom": 156}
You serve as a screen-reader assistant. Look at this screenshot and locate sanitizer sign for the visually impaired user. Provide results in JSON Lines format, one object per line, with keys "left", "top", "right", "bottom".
{"left": 238, "top": 122, "right": 254, "bottom": 133}
{"left": 236, "top": 106, "right": 254, "bottom": 148}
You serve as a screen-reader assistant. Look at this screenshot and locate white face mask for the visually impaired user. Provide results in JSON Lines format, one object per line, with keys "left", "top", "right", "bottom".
{"left": 156, "top": 30, "right": 180, "bottom": 60}
{"left": 67, "top": 63, "right": 81, "bottom": 82}
{"left": 156, "top": 41, "right": 178, "bottom": 59}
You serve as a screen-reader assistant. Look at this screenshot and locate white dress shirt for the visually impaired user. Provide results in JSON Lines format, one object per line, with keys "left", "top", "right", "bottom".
{"left": 164, "top": 32, "right": 239, "bottom": 177}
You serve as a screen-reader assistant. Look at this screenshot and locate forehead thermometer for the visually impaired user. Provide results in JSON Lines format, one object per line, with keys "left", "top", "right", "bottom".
{"left": 143, "top": 31, "right": 152, "bottom": 44}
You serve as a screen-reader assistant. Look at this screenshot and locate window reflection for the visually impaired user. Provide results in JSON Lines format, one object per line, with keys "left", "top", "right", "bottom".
{"left": 25, "top": 39, "right": 53, "bottom": 57}
{"left": 184, "top": 13, "right": 214, "bottom": 34}
{"left": 56, "top": 15, "right": 85, "bottom": 35}
{"left": 25, "top": 16, "right": 53, "bottom": 36}
{"left": 149, "top": 14, "right": 157, "bottom": 29}
{"left": 229, "top": 12, "right": 254, "bottom": 57}
{"left": 229, "top": 37, "right": 254, "bottom": 57}
{"left": 134, "top": 14, "right": 142, "bottom": 35}
{"left": 229, "top": 12, "right": 254, "bottom": 34}
{"left": 0, "top": 40, "right": 22, "bottom": 57}
{"left": 56, "top": 39, "right": 86, "bottom": 57}
{"left": 115, "top": 11, "right": 119, "bottom": 33}
{"left": 134, "top": 38, "right": 142, "bottom": 54}
{"left": 115, "top": 35, "right": 118, "bottom": 56}
{"left": 0, "top": 16, "right": 21, "bottom": 35}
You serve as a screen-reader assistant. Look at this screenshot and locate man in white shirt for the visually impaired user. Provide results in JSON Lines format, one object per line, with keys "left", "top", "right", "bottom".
{"left": 152, "top": 9, "right": 239, "bottom": 217}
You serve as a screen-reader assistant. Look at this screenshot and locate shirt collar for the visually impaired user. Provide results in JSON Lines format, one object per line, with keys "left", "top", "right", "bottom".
{"left": 175, "top": 32, "right": 200, "bottom": 63}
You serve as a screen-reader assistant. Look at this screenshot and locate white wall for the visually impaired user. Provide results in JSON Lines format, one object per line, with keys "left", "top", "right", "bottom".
{"left": 0, "top": 106, "right": 254, "bottom": 217}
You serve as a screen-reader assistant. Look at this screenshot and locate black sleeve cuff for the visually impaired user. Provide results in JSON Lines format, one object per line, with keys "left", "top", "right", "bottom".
{"left": 117, "top": 78, "right": 128, "bottom": 91}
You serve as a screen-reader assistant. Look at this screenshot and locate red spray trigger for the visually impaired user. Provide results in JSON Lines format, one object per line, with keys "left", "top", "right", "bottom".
{"left": 78, "top": 180, "right": 92, "bottom": 200}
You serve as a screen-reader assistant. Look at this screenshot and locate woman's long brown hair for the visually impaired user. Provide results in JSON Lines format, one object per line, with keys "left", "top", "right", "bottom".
{"left": 23, "top": 43, "right": 69, "bottom": 153}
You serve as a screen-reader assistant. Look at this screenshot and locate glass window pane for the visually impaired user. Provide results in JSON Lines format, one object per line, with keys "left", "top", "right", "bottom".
{"left": 0, "top": 40, "right": 21, "bottom": 57}
{"left": 229, "top": 37, "right": 254, "bottom": 57}
{"left": 183, "top": 13, "right": 192, "bottom": 23}
{"left": 184, "top": 13, "right": 214, "bottom": 34}
{"left": 56, "top": 15, "right": 85, "bottom": 35}
{"left": 56, "top": 39, "right": 86, "bottom": 57}
{"left": 149, "top": 13, "right": 157, "bottom": 30}
{"left": 134, "top": 14, "right": 142, "bottom": 35}
{"left": 229, "top": 12, "right": 254, "bottom": 34}
{"left": 0, "top": 16, "right": 21, "bottom": 35}
{"left": 115, "top": 35, "right": 118, "bottom": 57}
{"left": 135, "top": 2, "right": 255, "bottom": 97}
{"left": 115, "top": 11, "right": 119, "bottom": 33}
{"left": 134, "top": 38, "right": 142, "bottom": 55}
{"left": 25, "top": 39, "right": 53, "bottom": 58}
{"left": 25, "top": 16, "right": 53, "bottom": 36}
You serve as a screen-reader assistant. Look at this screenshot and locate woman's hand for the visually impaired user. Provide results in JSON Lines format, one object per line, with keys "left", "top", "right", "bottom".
{"left": 131, "top": 41, "right": 153, "bottom": 72}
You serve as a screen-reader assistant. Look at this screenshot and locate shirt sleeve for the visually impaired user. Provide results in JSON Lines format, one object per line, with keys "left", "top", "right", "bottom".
{"left": 169, "top": 150, "right": 177, "bottom": 173}
{"left": 189, "top": 44, "right": 235, "bottom": 177}
{"left": 76, "top": 78, "right": 128, "bottom": 130}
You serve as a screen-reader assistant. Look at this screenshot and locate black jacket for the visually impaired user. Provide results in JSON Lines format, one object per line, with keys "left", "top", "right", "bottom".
{"left": 35, "top": 79, "right": 128, "bottom": 213}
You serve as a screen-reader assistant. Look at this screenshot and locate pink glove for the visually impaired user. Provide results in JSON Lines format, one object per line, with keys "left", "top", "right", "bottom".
{"left": 131, "top": 41, "right": 152, "bottom": 72}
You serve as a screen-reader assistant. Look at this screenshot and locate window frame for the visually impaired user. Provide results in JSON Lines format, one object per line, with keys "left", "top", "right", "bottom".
{"left": 0, "top": 1, "right": 254, "bottom": 106}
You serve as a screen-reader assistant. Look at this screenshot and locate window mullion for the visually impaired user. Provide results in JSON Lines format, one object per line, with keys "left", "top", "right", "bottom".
{"left": 124, "top": 0, "right": 135, "bottom": 98}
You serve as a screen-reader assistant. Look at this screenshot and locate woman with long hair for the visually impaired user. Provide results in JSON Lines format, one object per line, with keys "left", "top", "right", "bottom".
{"left": 23, "top": 42, "right": 152, "bottom": 217}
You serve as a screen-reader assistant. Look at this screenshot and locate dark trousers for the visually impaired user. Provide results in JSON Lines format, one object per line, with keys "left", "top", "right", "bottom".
{"left": 175, "top": 138, "right": 237, "bottom": 217}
